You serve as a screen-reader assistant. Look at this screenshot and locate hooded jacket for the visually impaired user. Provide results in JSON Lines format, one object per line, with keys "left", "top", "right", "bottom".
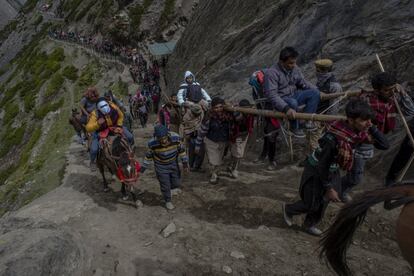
{"left": 177, "top": 71, "right": 211, "bottom": 105}
{"left": 86, "top": 101, "right": 124, "bottom": 133}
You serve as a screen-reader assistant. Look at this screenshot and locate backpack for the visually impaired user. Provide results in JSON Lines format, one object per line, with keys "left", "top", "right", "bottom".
{"left": 248, "top": 70, "right": 265, "bottom": 108}
{"left": 180, "top": 83, "right": 203, "bottom": 103}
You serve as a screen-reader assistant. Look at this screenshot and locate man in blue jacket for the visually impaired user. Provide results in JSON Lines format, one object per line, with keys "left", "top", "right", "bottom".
{"left": 264, "top": 47, "right": 320, "bottom": 138}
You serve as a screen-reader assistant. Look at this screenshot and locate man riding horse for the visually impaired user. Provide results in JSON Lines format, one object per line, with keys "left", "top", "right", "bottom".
{"left": 86, "top": 98, "right": 135, "bottom": 171}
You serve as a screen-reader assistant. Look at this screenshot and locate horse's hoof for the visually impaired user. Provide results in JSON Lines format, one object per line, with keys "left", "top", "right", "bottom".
{"left": 135, "top": 200, "right": 143, "bottom": 208}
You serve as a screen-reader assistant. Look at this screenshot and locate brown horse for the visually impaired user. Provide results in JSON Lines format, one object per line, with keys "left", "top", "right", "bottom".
{"left": 320, "top": 184, "right": 414, "bottom": 275}
{"left": 97, "top": 128, "right": 142, "bottom": 208}
{"left": 68, "top": 108, "right": 86, "bottom": 144}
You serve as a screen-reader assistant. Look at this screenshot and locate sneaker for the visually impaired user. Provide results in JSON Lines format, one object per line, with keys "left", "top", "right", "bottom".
{"left": 266, "top": 161, "right": 278, "bottom": 171}
{"left": 165, "top": 202, "right": 175, "bottom": 210}
{"left": 122, "top": 194, "right": 129, "bottom": 201}
{"left": 230, "top": 169, "right": 239, "bottom": 179}
{"left": 304, "top": 121, "right": 318, "bottom": 132}
{"left": 171, "top": 188, "right": 182, "bottom": 195}
{"left": 341, "top": 193, "right": 353, "bottom": 203}
{"left": 304, "top": 226, "right": 323, "bottom": 236}
{"left": 288, "top": 129, "right": 305, "bottom": 139}
{"left": 282, "top": 203, "right": 293, "bottom": 227}
{"left": 253, "top": 156, "right": 266, "bottom": 164}
{"left": 209, "top": 173, "right": 218, "bottom": 184}
{"left": 89, "top": 161, "right": 97, "bottom": 172}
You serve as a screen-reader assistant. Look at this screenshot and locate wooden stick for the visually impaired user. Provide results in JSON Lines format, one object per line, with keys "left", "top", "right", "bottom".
{"left": 320, "top": 90, "right": 362, "bottom": 100}
{"left": 375, "top": 53, "right": 414, "bottom": 182}
{"left": 224, "top": 106, "right": 345, "bottom": 122}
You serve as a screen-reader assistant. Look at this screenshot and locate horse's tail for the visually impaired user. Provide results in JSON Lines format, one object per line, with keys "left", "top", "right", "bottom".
{"left": 319, "top": 185, "right": 413, "bottom": 276}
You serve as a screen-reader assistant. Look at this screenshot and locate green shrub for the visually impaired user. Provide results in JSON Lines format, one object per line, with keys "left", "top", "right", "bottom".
{"left": 33, "top": 14, "right": 43, "bottom": 26}
{"left": 75, "top": 1, "right": 96, "bottom": 21}
{"left": 111, "top": 78, "right": 128, "bottom": 96}
{"left": 44, "top": 73, "right": 64, "bottom": 98}
{"left": 24, "top": 93, "right": 37, "bottom": 112}
{"left": 76, "top": 61, "right": 101, "bottom": 95}
{"left": 3, "top": 102, "right": 19, "bottom": 126}
{"left": 0, "top": 123, "right": 26, "bottom": 158}
{"left": 19, "top": 127, "right": 42, "bottom": 166}
{"left": 62, "top": 65, "right": 78, "bottom": 81}
{"left": 129, "top": 4, "right": 144, "bottom": 32}
{"left": 22, "top": 0, "right": 39, "bottom": 13}
{"left": 0, "top": 165, "right": 17, "bottom": 185}
{"left": 158, "top": 0, "right": 176, "bottom": 30}
{"left": 0, "top": 20, "right": 18, "bottom": 41}
{"left": 34, "top": 98, "right": 64, "bottom": 120}
{"left": 143, "top": 0, "right": 153, "bottom": 9}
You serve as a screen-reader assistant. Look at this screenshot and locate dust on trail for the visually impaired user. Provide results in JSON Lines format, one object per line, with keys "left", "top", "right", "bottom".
{"left": 0, "top": 118, "right": 411, "bottom": 276}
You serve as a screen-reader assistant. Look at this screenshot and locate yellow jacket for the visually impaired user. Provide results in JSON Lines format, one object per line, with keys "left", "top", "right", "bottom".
{"left": 86, "top": 101, "right": 124, "bottom": 133}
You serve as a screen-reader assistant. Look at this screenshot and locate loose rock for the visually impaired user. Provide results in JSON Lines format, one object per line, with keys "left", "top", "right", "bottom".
{"left": 230, "top": 250, "right": 245, "bottom": 259}
{"left": 222, "top": 265, "right": 232, "bottom": 274}
{"left": 161, "top": 222, "right": 176, "bottom": 238}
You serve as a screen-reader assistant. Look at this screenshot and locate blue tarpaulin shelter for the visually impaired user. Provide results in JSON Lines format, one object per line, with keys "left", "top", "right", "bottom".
{"left": 148, "top": 41, "right": 177, "bottom": 57}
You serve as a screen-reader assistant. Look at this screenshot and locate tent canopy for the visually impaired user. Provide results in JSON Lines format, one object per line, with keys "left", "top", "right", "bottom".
{"left": 148, "top": 41, "right": 177, "bottom": 57}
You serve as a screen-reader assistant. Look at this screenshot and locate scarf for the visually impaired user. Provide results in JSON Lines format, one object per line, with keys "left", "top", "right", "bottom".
{"left": 316, "top": 72, "right": 334, "bottom": 91}
{"left": 231, "top": 115, "right": 254, "bottom": 142}
{"left": 362, "top": 91, "right": 396, "bottom": 134}
{"left": 327, "top": 120, "right": 369, "bottom": 171}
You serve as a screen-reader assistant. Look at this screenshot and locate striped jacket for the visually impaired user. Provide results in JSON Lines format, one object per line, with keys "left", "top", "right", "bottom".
{"left": 143, "top": 132, "right": 188, "bottom": 169}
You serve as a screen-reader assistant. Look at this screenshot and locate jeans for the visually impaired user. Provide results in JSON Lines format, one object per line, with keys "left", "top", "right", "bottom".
{"left": 283, "top": 89, "right": 320, "bottom": 129}
{"left": 90, "top": 126, "right": 135, "bottom": 162}
{"left": 156, "top": 168, "right": 181, "bottom": 202}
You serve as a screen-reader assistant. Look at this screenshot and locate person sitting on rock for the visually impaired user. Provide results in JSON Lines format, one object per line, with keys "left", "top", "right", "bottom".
{"left": 80, "top": 87, "right": 100, "bottom": 125}
{"left": 264, "top": 46, "right": 320, "bottom": 138}
{"left": 282, "top": 99, "right": 389, "bottom": 236}
{"left": 140, "top": 125, "right": 189, "bottom": 210}
{"left": 86, "top": 98, "right": 135, "bottom": 171}
{"left": 177, "top": 71, "right": 211, "bottom": 110}
{"left": 195, "top": 97, "right": 233, "bottom": 184}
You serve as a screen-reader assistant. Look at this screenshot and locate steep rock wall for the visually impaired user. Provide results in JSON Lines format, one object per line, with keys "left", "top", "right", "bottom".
{"left": 166, "top": 0, "right": 414, "bottom": 99}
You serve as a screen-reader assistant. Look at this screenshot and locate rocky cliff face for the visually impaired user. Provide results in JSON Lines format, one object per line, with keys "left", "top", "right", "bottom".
{"left": 0, "top": 0, "right": 27, "bottom": 28}
{"left": 167, "top": 0, "right": 414, "bottom": 99}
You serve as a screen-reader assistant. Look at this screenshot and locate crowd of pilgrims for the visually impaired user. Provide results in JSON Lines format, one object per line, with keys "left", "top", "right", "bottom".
{"left": 72, "top": 46, "right": 414, "bottom": 235}
{"left": 48, "top": 29, "right": 162, "bottom": 85}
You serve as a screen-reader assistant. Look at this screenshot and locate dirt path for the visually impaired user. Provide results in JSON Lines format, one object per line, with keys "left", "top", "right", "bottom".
{"left": 0, "top": 116, "right": 411, "bottom": 275}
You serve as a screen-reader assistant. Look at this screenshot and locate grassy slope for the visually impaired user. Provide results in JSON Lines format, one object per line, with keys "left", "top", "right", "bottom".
{"left": 0, "top": 35, "right": 103, "bottom": 215}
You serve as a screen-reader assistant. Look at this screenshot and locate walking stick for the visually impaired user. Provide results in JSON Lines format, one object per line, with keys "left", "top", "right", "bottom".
{"left": 375, "top": 54, "right": 414, "bottom": 182}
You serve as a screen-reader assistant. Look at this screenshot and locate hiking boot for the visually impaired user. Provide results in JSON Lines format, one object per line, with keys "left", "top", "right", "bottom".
{"left": 304, "top": 121, "right": 318, "bottom": 132}
{"left": 253, "top": 156, "right": 266, "bottom": 164}
{"left": 209, "top": 173, "right": 218, "bottom": 184}
{"left": 341, "top": 193, "right": 353, "bottom": 203}
{"left": 304, "top": 226, "right": 323, "bottom": 236}
{"left": 171, "top": 188, "right": 182, "bottom": 195}
{"left": 89, "top": 161, "right": 97, "bottom": 172}
{"left": 288, "top": 128, "right": 305, "bottom": 138}
{"left": 266, "top": 161, "right": 278, "bottom": 171}
{"left": 165, "top": 202, "right": 175, "bottom": 210}
{"left": 230, "top": 169, "right": 239, "bottom": 179}
{"left": 282, "top": 203, "right": 293, "bottom": 227}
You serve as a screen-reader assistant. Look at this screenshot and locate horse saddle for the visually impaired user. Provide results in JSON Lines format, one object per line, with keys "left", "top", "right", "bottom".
{"left": 98, "top": 127, "right": 125, "bottom": 157}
